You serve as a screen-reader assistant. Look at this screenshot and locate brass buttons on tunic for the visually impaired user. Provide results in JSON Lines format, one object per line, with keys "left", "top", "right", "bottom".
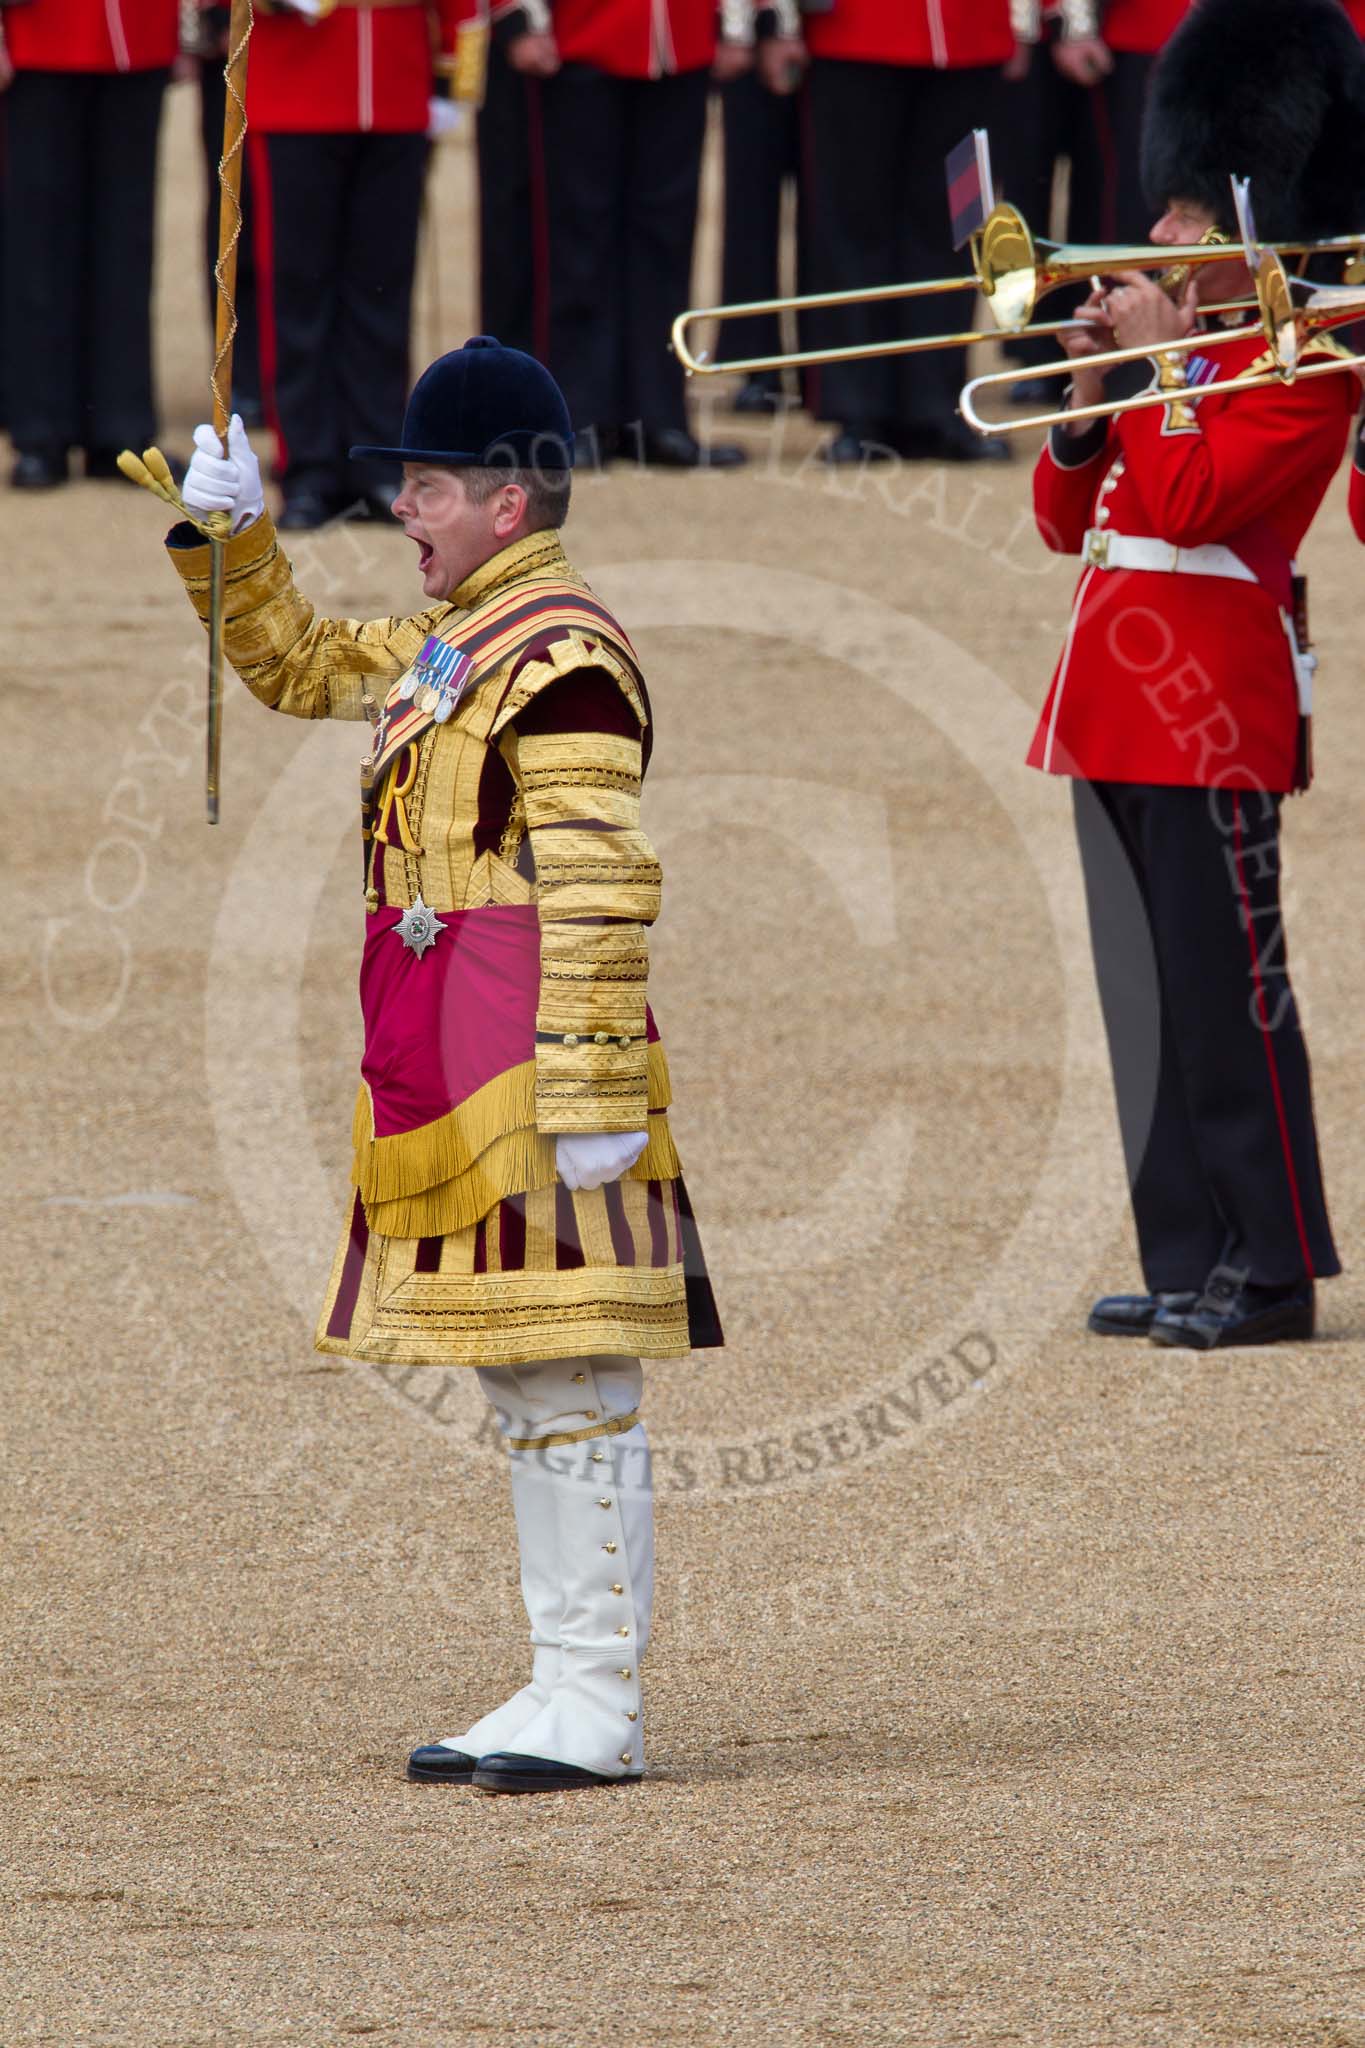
{"left": 597, "top": 1497, "right": 612, "bottom": 1509}
{"left": 610, "top": 1583, "right": 624, "bottom": 1595}
{"left": 572, "top": 1373, "right": 586, "bottom": 1384}
{"left": 618, "top": 1668, "right": 632, "bottom": 1680}
{"left": 591, "top": 1451, "right": 606, "bottom": 1464}
{"left": 626, "top": 1711, "right": 638, "bottom": 1722}
{"left": 618, "top": 1037, "right": 631, "bottom": 1050}
{"left": 615, "top": 1626, "right": 630, "bottom": 1638}
{"left": 594, "top": 1031, "right": 610, "bottom": 1045}
{"left": 602, "top": 1541, "right": 618, "bottom": 1554}
{"left": 563, "top": 1033, "right": 580, "bottom": 1046}
{"left": 620, "top": 1752, "right": 633, "bottom": 1766}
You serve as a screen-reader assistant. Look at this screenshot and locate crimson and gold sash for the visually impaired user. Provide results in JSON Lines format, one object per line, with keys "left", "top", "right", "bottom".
{"left": 369, "top": 576, "right": 644, "bottom": 793}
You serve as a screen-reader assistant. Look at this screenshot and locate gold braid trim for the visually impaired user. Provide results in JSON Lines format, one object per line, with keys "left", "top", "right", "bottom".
{"left": 490, "top": 630, "right": 647, "bottom": 736}
{"left": 503, "top": 1411, "right": 641, "bottom": 1451}
{"left": 168, "top": 511, "right": 442, "bottom": 720}
{"left": 351, "top": 1041, "right": 678, "bottom": 1238}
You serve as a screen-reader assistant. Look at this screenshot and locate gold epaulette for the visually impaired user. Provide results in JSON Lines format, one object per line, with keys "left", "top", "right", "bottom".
{"left": 491, "top": 627, "right": 648, "bottom": 736}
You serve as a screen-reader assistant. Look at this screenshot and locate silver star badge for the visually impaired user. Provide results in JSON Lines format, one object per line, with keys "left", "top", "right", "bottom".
{"left": 392, "top": 893, "right": 447, "bottom": 960}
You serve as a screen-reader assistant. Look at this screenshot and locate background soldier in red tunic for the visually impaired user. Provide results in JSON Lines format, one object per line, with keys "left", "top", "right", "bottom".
{"left": 1032, "top": 0, "right": 1365, "bottom": 1350}
{"left": 246, "top": 0, "right": 460, "bottom": 528}
{"left": 495, "top": 0, "right": 752, "bottom": 468}
{"left": 0, "top": 0, "right": 179, "bottom": 489}
{"left": 799, "top": 0, "right": 1017, "bottom": 465}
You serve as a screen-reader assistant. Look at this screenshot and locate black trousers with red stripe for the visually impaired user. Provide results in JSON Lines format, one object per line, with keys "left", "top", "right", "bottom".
{"left": 2, "top": 66, "right": 167, "bottom": 456}
{"left": 252, "top": 130, "right": 428, "bottom": 501}
{"left": 536, "top": 63, "right": 710, "bottom": 438}
{"left": 803, "top": 56, "right": 1005, "bottom": 435}
{"left": 1073, "top": 780, "right": 1339, "bottom": 1293}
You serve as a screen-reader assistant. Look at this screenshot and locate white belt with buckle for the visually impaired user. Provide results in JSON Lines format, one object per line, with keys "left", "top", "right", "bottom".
{"left": 1081, "top": 529, "right": 1259, "bottom": 582}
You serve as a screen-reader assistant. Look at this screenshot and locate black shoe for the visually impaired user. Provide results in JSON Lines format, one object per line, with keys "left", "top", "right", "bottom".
{"left": 344, "top": 488, "right": 400, "bottom": 525}
{"left": 819, "top": 428, "right": 895, "bottom": 465}
{"left": 11, "top": 448, "right": 67, "bottom": 489}
{"left": 1088, "top": 1290, "right": 1200, "bottom": 1337}
{"left": 570, "top": 425, "right": 619, "bottom": 471}
{"left": 406, "top": 1743, "right": 478, "bottom": 1784}
{"left": 278, "top": 491, "right": 343, "bottom": 532}
{"left": 731, "top": 372, "right": 783, "bottom": 416}
{"left": 894, "top": 419, "right": 1013, "bottom": 464}
{"left": 471, "top": 1752, "right": 643, "bottom": 1795}
{"left": 637, "top": 427, "right": 748, "bottom": 469}
{"left": 1009, "top": 377, "right": 1062, "bottom": 407}
{"left": 1150, "top": 1275, "right": 1316, "bottom": 1351}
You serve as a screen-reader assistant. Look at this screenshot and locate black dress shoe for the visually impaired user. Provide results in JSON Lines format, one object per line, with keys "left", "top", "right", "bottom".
{"left": 345, "top": 488, "right": 400, "bottom": 525}
{"left": 572, "top": 426, "right": 619, "bottom": 470}
{"left": 278, "top": 491, "right": 342, "bottom": 532}
{"left": 1150, "top": 1276, "right": 1315, "bottom": 1351}
{"left": 731, "top": 372, "right": 783, "bottom": 415}
{"left": 1088, "top": 1290, "right": 1200, "bottom": 1337}
{"left": 406, "top": 1743, "right": 478, "bottom": 1783}
{"left": 1009, "top": 377, "right": 1063, "bottom": 407}
{"left": 819, "top": 428, "right": 895, "bottom": 465}
{"left": 471, "top": 1752, "right": 642, "bottom": 1795}
{"left": 637, "top": 427, "right": 747, "bottom": 469}
{"left": 11, "top": 448, "right": 67, "bottom": 489}
{"left": 895, "top": 419, "right": 1013, "bottom": 464}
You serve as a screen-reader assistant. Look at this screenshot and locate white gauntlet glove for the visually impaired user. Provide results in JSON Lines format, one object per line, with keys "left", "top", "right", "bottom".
{"left": 555, "top": 1131, "right": 648, "bottom": 1191}
{"left": 181, "top": 414, "right": 265, "bottom": 533}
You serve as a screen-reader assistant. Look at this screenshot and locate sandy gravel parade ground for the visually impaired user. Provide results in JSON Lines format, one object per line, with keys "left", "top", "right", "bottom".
{"left": 5, "top": 91, "right": 1365, "bottom": 2048}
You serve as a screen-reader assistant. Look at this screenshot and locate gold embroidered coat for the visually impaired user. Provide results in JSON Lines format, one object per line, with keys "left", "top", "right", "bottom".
{"left": 168, "top": 515, "right": 721, "bottom": 1367}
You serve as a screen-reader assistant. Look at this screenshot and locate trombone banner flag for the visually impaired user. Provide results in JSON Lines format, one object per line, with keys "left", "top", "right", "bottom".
{"left": 947, "top": 130, "right": 994, "bottom": 252}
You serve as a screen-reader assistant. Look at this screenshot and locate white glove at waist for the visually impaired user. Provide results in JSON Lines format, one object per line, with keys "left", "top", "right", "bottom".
{"left": 555, "top": 1131, "right": 648, "bottom": 1191}
{"left": 181, "top": 414, "right": 265, "bottom": 534}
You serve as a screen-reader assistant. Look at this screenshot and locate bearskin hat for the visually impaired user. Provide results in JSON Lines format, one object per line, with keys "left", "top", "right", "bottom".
{"left": 1141, "top": 0, "right": 1365, "bottom": 244}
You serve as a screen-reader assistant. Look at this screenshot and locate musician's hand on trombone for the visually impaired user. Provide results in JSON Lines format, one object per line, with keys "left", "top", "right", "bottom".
{"left": 1099, "top": 272, "right": 1199, "bottom": 351}
{"left": 1057, "top": 287, "right": 1114, "bottom": 428}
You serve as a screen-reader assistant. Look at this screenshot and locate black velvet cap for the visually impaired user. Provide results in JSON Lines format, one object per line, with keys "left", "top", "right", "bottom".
{"left": 1141, "top": 0, "right": 1365, "bottom": 243}
{"left": 350, "top": 336, "right": 574, "bottom": 468}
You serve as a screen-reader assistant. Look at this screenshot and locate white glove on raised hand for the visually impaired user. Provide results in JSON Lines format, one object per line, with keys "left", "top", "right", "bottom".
{"left": 555, "top": 1131, "right": 648, "bottom": 1191}
{"left": 181, "top": 414, "right": 265, "bottom": 533}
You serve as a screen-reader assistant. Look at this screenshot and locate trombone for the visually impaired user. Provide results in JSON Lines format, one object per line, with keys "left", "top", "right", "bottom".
{"left": 670, "top": 201, "right": 1365, "bottom": 379}
{"left": 958, "top": 251, "right": 1365, "bottom": 436}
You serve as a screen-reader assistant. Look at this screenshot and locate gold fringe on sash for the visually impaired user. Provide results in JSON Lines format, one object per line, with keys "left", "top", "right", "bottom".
{"left": 351, "top": 1041, "right": 680, "bottom": 1239}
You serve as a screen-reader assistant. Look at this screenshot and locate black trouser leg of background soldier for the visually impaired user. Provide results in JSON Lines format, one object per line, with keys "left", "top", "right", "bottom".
{"left": 257, "top": 131, "right": 424, "bottom": 508}
{"left": 476, "top": 44, "right": 538, "bottom": 358}
{"left": 716, "top": 68, "right": 801, "bottom": 370}
{"left": 4, "top": 68, "right": 165, "bottom": 463}
{"left": 1074, "top": 780, "right": 1340, "bottom": 1295}
{"left": 804, "top": 58, "right": 1002, "bottom": 445}
{"left": 538, "top": 63, "right": 708, "bottom": 444}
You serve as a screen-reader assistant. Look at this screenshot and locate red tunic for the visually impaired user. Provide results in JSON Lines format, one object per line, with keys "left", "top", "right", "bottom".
{"left": 1101, "top": 0, "right": 1192, "bottom": 55}
{"left": 249, "top": 1, "right": 459, "bottom": 133}
{"left": 3, "top": 0, "right": 179, "bottom": 72}
{"left": 542, "top": 0, "right": 717, "bottom": 77}
{"left": 802, "top": 0, "right": 1014, "bottom": 69}
{"left": 1029, "top": 332, "right": 1354, "bottom": 792}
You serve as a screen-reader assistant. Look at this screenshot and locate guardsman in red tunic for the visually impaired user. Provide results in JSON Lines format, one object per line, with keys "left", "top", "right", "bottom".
{"left": 1031, "top": 0, "right": 1365, "bottom": 1350}
{"left": 246, "top": 0, "right": 461, "bottom": 529}
{"left": 0, "top": 0, "right": 179, "bottom": 489}
{"left": 797, "top": 0, "right": 1016, "bottom": 464}
{"left": 493, "top": 0, "right": 752, "bottom": 468}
